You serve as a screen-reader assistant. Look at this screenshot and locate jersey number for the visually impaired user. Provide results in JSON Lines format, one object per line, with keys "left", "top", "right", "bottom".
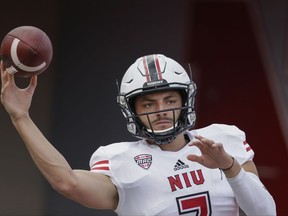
{"left": 176, "top": 191, "right": 211, "bottom": 215}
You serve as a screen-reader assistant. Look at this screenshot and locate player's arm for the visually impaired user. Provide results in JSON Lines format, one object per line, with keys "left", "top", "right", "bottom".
{"left": 13, "top": 115, "right": 118, "bottom": 209}
{"left": 187, "top": 135, "right": 276, "bottom": 216}
{"left": 222, "top": 159, "right": 276, "bottom": 216}
{"left": 0, "top": 63, "right": 118, "bottom": 210}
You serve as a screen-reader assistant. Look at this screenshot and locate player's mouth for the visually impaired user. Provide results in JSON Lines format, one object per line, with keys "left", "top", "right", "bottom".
{"left": 153, "top": 119, "right": 173, "bottom": 129}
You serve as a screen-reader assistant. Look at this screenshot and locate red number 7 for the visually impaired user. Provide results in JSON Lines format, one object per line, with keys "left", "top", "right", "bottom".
{"left": 176, "top": 191, "right": 212, "bottom": 215}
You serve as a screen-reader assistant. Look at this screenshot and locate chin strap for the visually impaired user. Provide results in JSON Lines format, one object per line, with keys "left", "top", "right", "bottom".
{"left": 144, "top": 121, "right": 181, "bottom": 145}
{"left": 227, "top": 168, "right": 276, "bottom": 215}
{"left": 146, "top": 125, "right": 175, "bottom": 134}
{"left": 146, "top": 121, "right": 179, "bottom": 134}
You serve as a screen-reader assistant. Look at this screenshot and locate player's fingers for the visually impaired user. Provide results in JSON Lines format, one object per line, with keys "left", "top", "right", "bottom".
{"left": 31, "top": 75, "right": 37, "bottom": 86}
{"left": 194, "top": 135, "right": 204, "bottom": 139}
{"left": 187, "top": 154, "right": 203, "bottom": 164}
{"left": 0, "top": 61, "right": 7, "bottom": 84}
{"left": 0, "top": 67, "right": 14, "bottom": 88}
{"left": 194, "top": 135, "right": 215, "bottom": 146}
{"left": 1, "top": 62, "right": 15, "bottom": 84}
{"left": 7, "top": 71, "right": 15, "bottom": 84}
{"left": 188, "top": 139, "right": 204, "bottom": 149}
{"left": 0, "top": 60, "right": 4, "bottom": 70}
{"left": 27, "top": 75, "right": 37, "bottom": 93}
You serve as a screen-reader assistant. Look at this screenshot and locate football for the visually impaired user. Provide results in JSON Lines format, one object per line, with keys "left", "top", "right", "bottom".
{"left": 0, "top": 26, "right": 53, "bottom": 78}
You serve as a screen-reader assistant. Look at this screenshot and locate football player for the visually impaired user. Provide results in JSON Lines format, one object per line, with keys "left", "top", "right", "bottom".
{"left": 1, "top": 54, "right": 276, "bottom": 215}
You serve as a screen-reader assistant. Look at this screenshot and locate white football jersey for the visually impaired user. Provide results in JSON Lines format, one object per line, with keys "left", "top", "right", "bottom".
{"left": 89, "top": 124, "right": 254, "bottom": 216}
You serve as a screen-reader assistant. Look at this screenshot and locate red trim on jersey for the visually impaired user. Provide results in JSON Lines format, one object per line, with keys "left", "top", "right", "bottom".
{"left": 91, "top": 160, "right": 109, "bottom": 171}
{"left": 246, "top": 146, "right": 252, "bottom": 152}
{"left": 154, "top": 54, "right": 163, "bottom": 80}
{"left": 91, "top": 166, "right": 109, "bottom": 171}
{"left": 243, "top": 141, "right": 252, "bottom": 152}
{"left": 142, "top": 56, "right": 150, "bottom": 82}
{"left": 92, "top": 160, "right": 109, "bottom": 166}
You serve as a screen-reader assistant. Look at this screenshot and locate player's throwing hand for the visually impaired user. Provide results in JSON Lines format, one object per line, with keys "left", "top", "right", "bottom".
{"left": 0, "top": 61, "right": 37, "bottom": 121}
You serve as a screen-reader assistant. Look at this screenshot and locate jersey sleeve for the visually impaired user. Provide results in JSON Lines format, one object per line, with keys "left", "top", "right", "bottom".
{"left": 89, "top": 146, "right": 112, "bottom": 177}
{"left": 215, "top": 124, "right": 255, "bottom": 165}
{"left": 197, "top": 124, "right": 255, "bottom": 165}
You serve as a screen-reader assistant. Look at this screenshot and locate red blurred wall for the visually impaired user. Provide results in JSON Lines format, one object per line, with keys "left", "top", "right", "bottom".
{"left": 188, "top": 1, "right": 288, "bottom": 215}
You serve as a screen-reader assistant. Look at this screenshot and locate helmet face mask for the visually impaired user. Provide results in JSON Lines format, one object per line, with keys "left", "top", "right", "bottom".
{"left": 117, "top": 54, "right": 197, "bottom": 145}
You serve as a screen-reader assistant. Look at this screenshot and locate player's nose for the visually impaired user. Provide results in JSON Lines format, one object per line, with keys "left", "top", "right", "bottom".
{"left": 155, "top": 103, "right": 167, "bottom": 116}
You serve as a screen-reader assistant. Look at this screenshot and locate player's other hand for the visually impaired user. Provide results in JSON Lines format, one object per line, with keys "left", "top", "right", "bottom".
{"left": 187, "top": 135, "right": 233, "bottom": 170}
{"left": 1, "top": 61, "right": 37, "bottom": 121}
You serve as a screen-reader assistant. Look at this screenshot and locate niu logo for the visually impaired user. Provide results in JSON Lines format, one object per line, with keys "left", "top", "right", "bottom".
{"left": 167, "top": 169, "right": 205, "bottom": 192}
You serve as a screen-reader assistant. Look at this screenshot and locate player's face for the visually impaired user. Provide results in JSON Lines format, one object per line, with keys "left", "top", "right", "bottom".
{"left": 134, "top": 90, "right": 182, "bottom": 131}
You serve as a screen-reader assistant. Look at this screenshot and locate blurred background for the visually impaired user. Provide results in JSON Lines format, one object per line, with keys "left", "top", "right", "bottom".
{"left": 0, "top": 0, "right": 287, "bottom": 215}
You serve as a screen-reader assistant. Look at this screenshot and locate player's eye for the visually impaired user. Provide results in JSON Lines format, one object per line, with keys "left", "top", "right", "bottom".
{"left": 143, "top": 103, "right": 154, "bottom": 108}
{"left": 167, "top": 100, "right": 176, "bottom": 104}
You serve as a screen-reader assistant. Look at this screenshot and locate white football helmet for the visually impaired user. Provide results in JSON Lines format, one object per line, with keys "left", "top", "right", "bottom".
{"left": 117, "top": 54, "right": 197, "bottom": 144}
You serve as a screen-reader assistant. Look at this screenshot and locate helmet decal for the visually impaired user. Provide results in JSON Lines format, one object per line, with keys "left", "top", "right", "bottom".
{"left": 142, "top": 54, "right": 163, "bottom": 82}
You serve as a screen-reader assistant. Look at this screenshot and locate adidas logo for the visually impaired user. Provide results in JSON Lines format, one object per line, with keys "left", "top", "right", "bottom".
{"left": 174, "top": 159, "right": 189, "bottom": 171}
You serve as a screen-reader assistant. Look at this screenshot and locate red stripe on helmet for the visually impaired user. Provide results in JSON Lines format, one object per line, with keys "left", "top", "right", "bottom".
{"left": 142, "top": 56, "right": 151, "bottom": 82}
{"left": 154, "top": 54, "right": 162, "bottom": 80}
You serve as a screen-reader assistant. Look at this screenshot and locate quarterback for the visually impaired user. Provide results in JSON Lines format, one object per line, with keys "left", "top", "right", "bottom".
{"left": 1, "top": 54, "right": 276, "bottom": 215}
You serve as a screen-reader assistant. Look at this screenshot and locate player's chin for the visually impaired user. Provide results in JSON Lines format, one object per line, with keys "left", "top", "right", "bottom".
{"left": 152, "top": 124, "right": 174, "bottom": 132}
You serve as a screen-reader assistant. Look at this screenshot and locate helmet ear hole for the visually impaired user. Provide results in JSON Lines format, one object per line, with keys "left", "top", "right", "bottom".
{"left": 178, "top": 89, "right": 188, "bottom": 107}
{"left": 128, "top": 96, "right": 137, "bottom": 114}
